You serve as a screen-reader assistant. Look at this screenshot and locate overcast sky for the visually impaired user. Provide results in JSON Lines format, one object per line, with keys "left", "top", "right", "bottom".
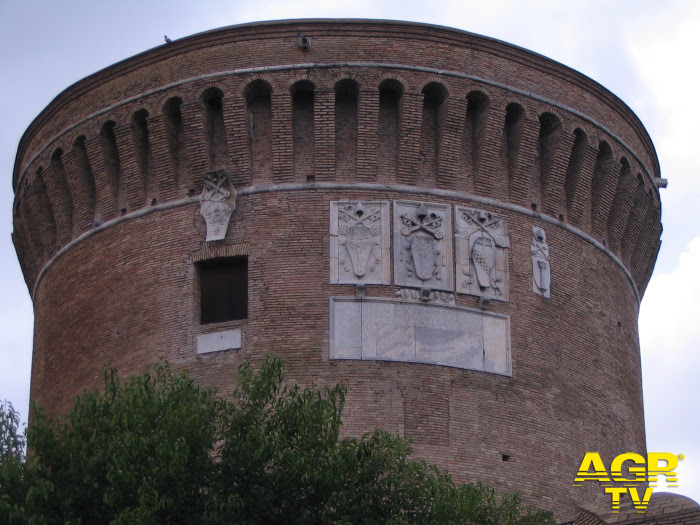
{"left": 1, "top": 0, "right": 698, "bottom": 506}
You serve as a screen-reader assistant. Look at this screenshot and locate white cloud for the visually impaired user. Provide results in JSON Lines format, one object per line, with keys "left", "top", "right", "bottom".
{"left": 640, "top": 238, "right": 700, "bottom": 351}
{"left": 640, "top": 236, "right": 700, "bottom": 499}
{"left": 626, "top": 3, "right": 700, "bottom": 160}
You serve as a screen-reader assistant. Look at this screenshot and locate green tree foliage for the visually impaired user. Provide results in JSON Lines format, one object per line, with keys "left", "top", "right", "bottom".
{"left": 25, "top": 365, "right": 222, "bottom": 523}
{"left": 0, "top": 401, "right": 28, "bottom": 523}
{"left": 0, "top": 358, "right": 555, "bottom": 524}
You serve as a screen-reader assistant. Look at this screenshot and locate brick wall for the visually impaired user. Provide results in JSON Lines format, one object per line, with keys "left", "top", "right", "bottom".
{"left": 13, "top": 20, "right": 663, "bottom": 521}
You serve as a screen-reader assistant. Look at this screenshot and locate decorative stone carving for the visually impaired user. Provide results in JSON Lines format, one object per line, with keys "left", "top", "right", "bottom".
{"left": 531, "top": 226, "right": 551, "bottom": 298}
{"left": 330, "top": 201, "right": 390, "bottom": 284}
{"left": 393, "top": 201, "right": 453, "bottom": 291}
{"left": 200, "top": 169, "right": 236, "bottom": 242}
{"left": 455, "top": 207, "right": 509, "bottom": 301}
{"left": 395, "top": 288, "right": 456, "bottom": 305}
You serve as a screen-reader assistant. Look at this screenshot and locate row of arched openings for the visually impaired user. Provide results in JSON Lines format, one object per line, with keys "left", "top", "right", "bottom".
{"left": 15, "top": 78, "right": 658, "bottom": 291}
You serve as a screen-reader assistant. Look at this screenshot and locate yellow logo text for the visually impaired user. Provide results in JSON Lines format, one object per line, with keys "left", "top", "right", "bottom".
{"left": 573, "top": 452, "right": 683, "bottom": 514}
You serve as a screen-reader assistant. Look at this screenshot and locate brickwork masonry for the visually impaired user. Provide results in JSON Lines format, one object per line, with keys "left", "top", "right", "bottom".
{"left": 13, "top": 20, "right": 663, "bottom": 521}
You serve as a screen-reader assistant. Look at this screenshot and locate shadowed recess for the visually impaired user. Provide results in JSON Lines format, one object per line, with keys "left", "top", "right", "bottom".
{"left": 201, "top": 87, "right": 228, "bottom": 170}
{"left": 245, "top": 80, "right": 273, "bottom": 181}
{"left": 419, "top": 82, "right": 448, "bottom": 184}
{"left": 334, "top": 79, "right": 359, "bottom": 180}
{"left": 378, "top": 79, "right": 403, "bottom": 181}
{"left": 291, "top": 80, "right": 315, "bottom": 182}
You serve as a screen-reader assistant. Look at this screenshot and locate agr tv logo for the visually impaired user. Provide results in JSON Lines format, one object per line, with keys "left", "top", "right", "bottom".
{"left": 573, "top": 452, "right": 684, "bottom": 513}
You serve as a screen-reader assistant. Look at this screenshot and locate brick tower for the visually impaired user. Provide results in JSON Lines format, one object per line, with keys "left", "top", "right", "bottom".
{"left": 12, "top": 20, "right": 664, "bottom": 520}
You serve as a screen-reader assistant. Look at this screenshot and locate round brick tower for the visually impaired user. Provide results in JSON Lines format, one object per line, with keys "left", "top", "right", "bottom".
{"left": 12, "top": 20, "right": 663, "bottom": 520}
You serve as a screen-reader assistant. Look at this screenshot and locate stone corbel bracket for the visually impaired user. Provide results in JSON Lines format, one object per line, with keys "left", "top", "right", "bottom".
{"left": 395, "top": 287, "right": 456, "bottom": 305}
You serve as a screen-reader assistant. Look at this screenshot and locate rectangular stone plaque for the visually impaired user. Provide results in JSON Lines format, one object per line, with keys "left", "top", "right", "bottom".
{"left": 455, "top": 206, "right": 509, "bottom": 301}
{"left": 393, "top": 200, "right": 453, "bottom": 291}
{"left": 197, "top": 329, "right": 241, "bottom": 355}
{"left": 330, "top": 201, "right": 390, "bottom": 284}
{"left": 329, "top": 297, "right": 511, "bottom": 375}
{"left": 330, "top": 300, "right": 363, "bottom": 358}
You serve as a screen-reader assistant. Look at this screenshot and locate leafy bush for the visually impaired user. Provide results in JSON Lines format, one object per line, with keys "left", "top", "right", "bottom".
{"left": 0, "top": 358, "right": 554, "bottom": 524}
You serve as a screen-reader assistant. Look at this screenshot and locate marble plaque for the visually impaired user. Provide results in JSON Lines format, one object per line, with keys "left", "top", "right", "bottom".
{"left": 329, "top": 297, "right": 511, "bottom": 375}
{"left": 197, "top": 329, "right": 241, "bottom": 354}
{"left": 393, "top": 201, "right": 453, "bottom": 291}
{"left": 330, "top": 201, "right": 390, "bottom": 284}
{"left": 455, "top": 207, "right": 509, "bottom": 301}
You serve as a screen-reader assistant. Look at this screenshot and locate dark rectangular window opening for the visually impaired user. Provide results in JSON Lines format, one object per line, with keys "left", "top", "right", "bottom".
{"left": 199, "top": 257, "right": 248, "bottom": 324}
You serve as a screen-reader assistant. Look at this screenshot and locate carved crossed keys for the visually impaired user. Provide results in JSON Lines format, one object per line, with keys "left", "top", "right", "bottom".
{"left": 394, "top": 201, "right": 453, "bottom": 292}
{"left": 200, "top": 169, "right": 236, "bottom": 242}
{"left": 399, "top": 203, "right": 444, "bottom": 239}
{"left": 326, "top": 202, "right": 552, "bottom": 302}
{"left": 330, "top": 201, "right": 390, "bottom": 285}
{"left": 338, "top": 202, "right": 382, "bottom": 278}
{"left": 201, "top": 170, "right": 231, "bottom": 202}
{"left": 455, "top": 207, "right": 509, "bottom": 302}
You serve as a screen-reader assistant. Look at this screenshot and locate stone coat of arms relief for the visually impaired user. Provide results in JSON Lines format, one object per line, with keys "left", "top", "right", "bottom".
{"left": 200, "top": 169, "right": 236, "bottom": 242}
{"left": 455, "top": 207, "right": 509, "bottom": 301}
{"left": 330, "top": 201, "right": 390, "bottom": 284}
{"left": 393, "top": 201, "right": 453, "bottom": 291}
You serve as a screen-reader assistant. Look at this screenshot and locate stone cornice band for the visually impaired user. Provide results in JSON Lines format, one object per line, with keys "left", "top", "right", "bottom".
{"left": 32, "top": 182, "right": 641, "bottom": 304}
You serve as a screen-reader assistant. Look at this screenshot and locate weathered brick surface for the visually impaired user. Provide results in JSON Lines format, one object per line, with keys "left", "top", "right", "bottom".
{"left": 12, "top": 20, "right": 665, "bottom": 521}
